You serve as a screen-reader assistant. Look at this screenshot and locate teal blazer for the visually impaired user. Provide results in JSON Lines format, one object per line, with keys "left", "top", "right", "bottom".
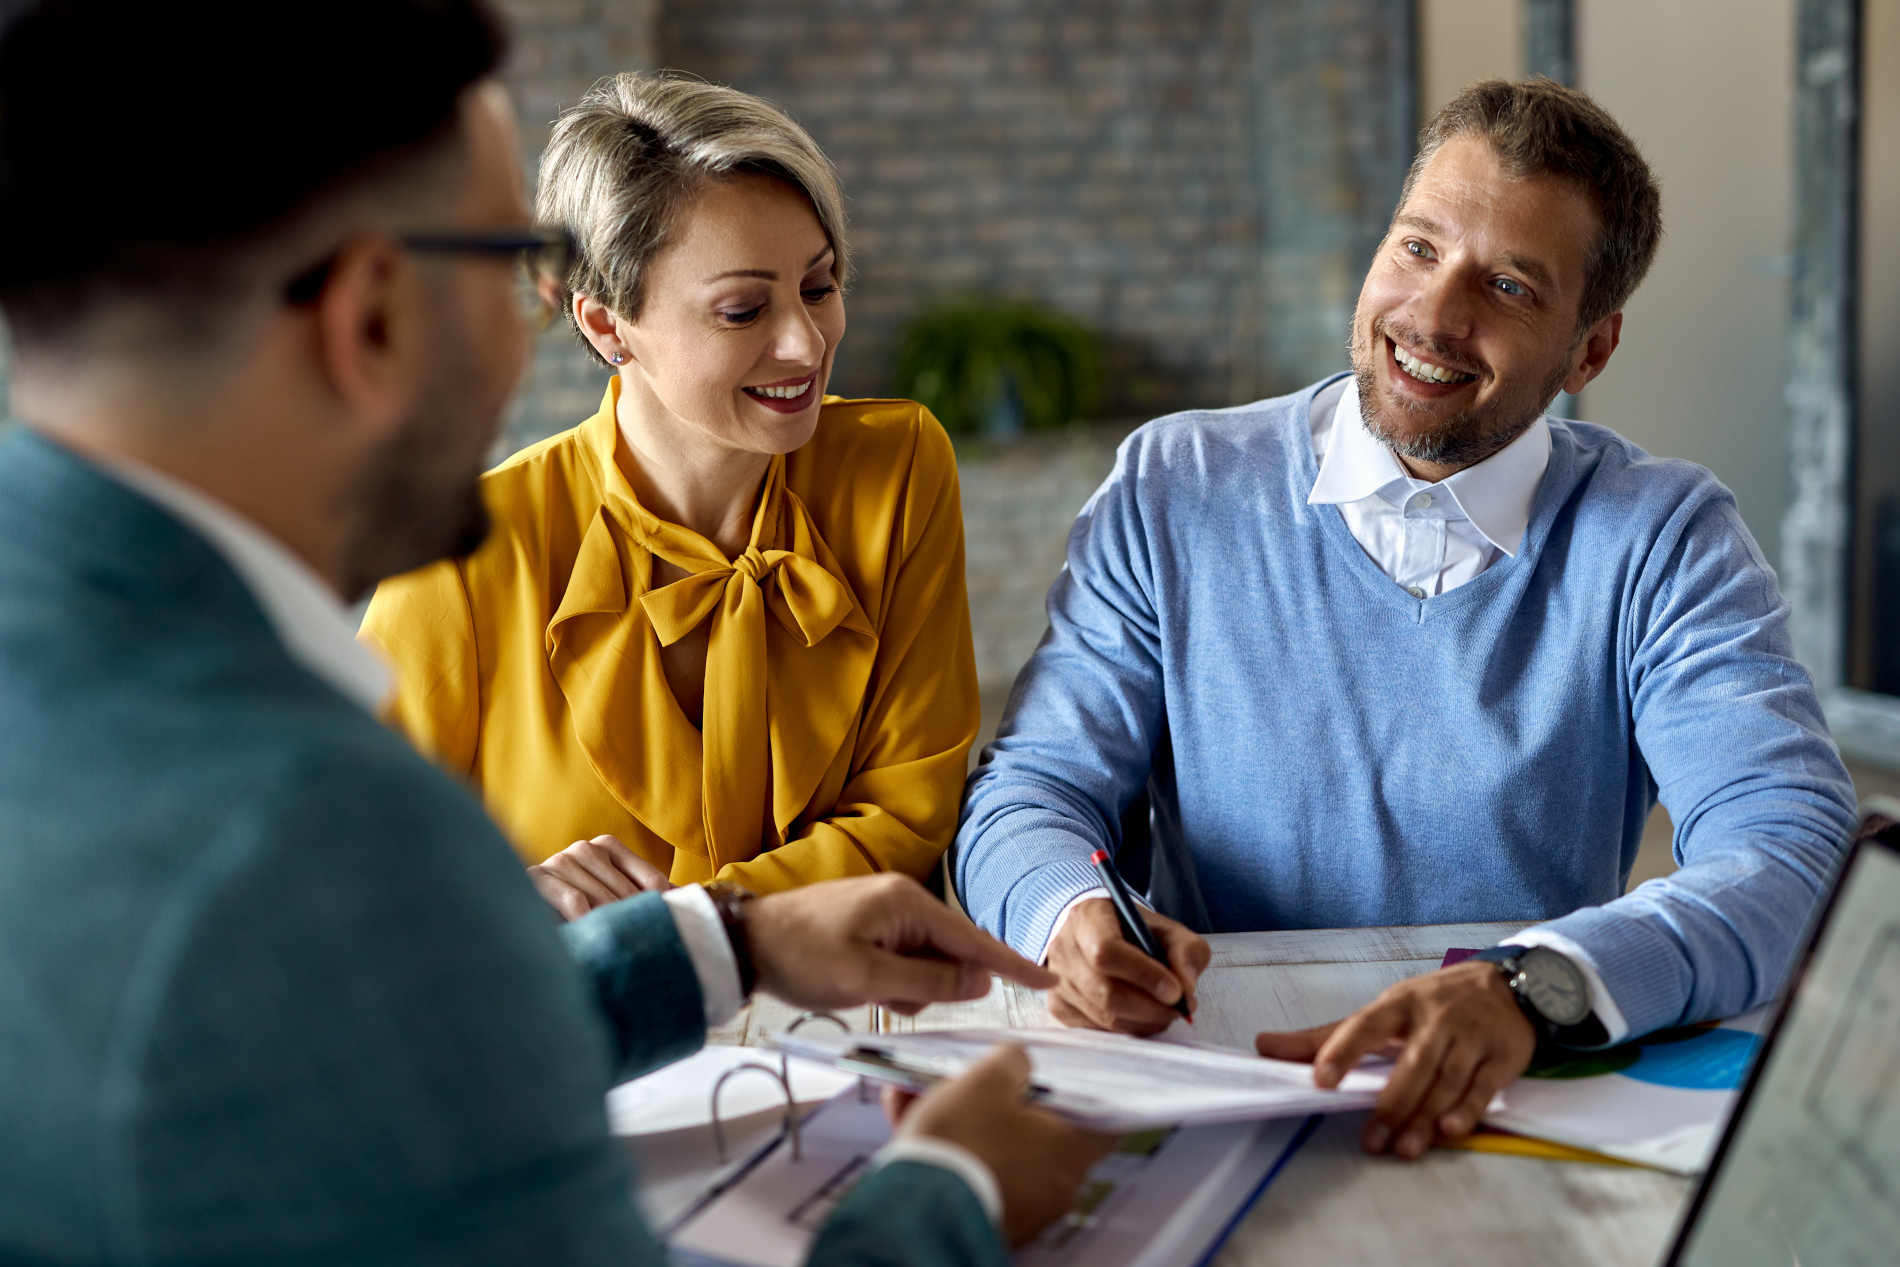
{"left": 0, "top": 428, "right": 1000, "bottom": 1267}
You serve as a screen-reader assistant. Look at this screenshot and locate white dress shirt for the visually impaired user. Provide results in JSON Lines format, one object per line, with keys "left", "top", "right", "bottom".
{"left": 1306, "top": 376, "right": 1550, "bottom": 596}
{"left": 96, "top": 455, "right": 1002, "bottom": 1220}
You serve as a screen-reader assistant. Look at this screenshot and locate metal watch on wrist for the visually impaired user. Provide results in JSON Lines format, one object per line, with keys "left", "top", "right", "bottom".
{"left": 1470, "top": 944, "right": 1608, "bottom": 1049}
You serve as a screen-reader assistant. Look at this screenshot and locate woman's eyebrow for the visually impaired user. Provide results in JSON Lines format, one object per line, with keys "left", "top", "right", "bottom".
{"left": 701, "top": 245, "right": 834, "bottom": 285}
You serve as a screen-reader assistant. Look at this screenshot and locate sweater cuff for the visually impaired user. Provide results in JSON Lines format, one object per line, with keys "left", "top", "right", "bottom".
{"left": 1517, "top": 906, "right": 1695, "bottom": 1039}
{"left": 1001, "top": 850, "right": 1117, "bottom": 958}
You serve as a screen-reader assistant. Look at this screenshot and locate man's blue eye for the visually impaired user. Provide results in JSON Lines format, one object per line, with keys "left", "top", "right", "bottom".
{"left": 1493, "top": 278, "right": 1525, "bottom": 296}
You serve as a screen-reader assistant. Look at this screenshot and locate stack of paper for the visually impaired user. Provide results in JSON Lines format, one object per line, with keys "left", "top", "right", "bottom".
{"left": 776, "top": 1024, "right": 1388, "bottom": 1131}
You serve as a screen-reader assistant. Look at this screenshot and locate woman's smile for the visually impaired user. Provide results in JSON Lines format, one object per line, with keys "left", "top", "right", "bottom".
{"left": 743, "top": 374, "right": 818, "bottom": 412}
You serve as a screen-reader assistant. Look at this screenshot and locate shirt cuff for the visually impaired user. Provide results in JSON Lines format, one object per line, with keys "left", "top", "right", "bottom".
{"left": 1504, "top": 929, "right": 1631, "bottom": 1044}
{"left": 661, "top": 886, "right": 745, "bottom": 1027}
{"left": 874, "top": 1137, "right": 1003, "bottom": 1227}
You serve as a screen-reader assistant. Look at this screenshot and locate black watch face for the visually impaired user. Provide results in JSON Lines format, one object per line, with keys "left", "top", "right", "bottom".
{"left": 1517, "top": 947, "right": 1591, "bottom": 1027}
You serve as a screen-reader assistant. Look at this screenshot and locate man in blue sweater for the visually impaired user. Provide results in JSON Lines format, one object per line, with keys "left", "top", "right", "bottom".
{"left": 955, "top": 79, "right": 1858, "bottom": 1160}
{"left": 0, "top": 3, "right": 1108, "bottom": 1262}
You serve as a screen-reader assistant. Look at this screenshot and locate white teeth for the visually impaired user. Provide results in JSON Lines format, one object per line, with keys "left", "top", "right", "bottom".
{"left": 1392, "top": 341, "right": 1474, "bottom": 385}
{"left": 747, "top": 379, "right": 812, "bottom": 400}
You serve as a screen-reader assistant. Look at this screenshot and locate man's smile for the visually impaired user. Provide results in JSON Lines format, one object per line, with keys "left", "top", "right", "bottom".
{"left": 1389, "top": 336, "right": 1477, "bottom": 385}
{"left": 1386, "top": 335, "right": 1479, "bottom": 389}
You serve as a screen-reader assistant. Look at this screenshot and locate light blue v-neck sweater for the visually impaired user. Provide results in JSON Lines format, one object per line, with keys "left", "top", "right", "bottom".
{"left": 954, "top": 375, "right": 1856, "bottom": 1039}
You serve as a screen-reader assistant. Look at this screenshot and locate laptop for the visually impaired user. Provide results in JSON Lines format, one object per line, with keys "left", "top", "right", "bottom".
{"left": 1662, "top": 811, "right": 1900, "bottom": 1265}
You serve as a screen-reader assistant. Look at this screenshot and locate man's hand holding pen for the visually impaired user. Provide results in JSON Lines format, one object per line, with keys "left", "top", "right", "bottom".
{"left": 1044, "top": 897, "right": 1211, "bottom": 1036}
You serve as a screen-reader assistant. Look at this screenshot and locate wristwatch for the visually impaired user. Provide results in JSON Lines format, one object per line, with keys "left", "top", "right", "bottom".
{"left": 704, "top": 883, "right": 758, "bottom": 999}
{"left": 1470, "top": 944, "right": 1608, "bottom": 1050}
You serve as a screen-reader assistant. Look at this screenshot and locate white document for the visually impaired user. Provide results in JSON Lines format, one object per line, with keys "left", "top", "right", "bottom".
{"left": 776, "top": 1025, "right": 1386, "bottom": 1130}
{"left": 606, "top": 1045, "right": 858, "bottom": 1136}
{"left": 668, "top": 1088, "right": 1312, "bottom": 1267}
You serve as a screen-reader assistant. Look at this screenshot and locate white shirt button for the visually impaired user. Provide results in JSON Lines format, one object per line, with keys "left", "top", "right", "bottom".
{"left": 1406, "top": 585, "right": 1426, "bottom": 599}
{"left": 1408, "top": 491, "right": 1433, "bottom": 512}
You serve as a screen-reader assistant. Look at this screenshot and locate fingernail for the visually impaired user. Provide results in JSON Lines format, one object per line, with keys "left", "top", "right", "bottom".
{"left": 1398, "top": 1131, "right": 1426, "bottom": 1158}
{"left": 1315, "top": 1062, "right": 1339, "bottom": 1085}
{"left": 1441, "top": 1112, "right": 1468, "bottom": 1135}
{"left": 1364, "top": 1122, "right": 1390, "bottom": 1153}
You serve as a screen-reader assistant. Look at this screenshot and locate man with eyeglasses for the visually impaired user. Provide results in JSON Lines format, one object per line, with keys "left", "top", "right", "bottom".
{"left": 0, "top": 3, "right": 1108, "bottom": 1263}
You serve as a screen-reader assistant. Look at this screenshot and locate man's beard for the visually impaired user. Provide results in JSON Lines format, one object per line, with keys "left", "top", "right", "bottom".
{"left": 335, "top": 349, "right": 501, "bottom": 602}
{"left": 1351, "top": 319, "right": 1572, "bottom": 471}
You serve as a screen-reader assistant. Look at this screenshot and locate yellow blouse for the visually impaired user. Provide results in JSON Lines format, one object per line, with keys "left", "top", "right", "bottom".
{"left": 360, "top": 380, "right": 979, "bottom": 893}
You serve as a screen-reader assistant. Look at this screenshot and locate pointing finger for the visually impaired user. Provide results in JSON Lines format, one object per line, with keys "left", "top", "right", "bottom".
{"left": 903, "top": 898, "right": 1059, "bottom": 991}
{"left": 1313, "top": 1000, "right": 1409, "bottom": 1087}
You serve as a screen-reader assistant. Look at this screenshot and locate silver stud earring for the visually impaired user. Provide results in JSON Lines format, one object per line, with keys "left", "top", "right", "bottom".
{"left": 609, "top": 351, "right": 626, "bottom": 365}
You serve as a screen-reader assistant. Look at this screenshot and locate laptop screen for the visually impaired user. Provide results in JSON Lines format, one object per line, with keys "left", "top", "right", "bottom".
{"left": 1666, "top": 824, "right": 1900, "bottom": 1265}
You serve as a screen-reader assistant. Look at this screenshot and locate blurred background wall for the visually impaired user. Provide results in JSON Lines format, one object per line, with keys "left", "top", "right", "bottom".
{"left": 493, "top": 0, "right": 1418, "bottom": 457}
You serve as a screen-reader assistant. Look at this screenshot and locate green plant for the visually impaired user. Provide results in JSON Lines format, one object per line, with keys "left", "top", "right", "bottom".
{"left": 890, "top": 298, "right": 1103, "bottom": 437}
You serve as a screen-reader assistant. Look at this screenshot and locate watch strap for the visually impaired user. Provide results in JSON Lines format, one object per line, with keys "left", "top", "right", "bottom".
{"left": 704, "top": 883, "right": 758, "bottom": 999}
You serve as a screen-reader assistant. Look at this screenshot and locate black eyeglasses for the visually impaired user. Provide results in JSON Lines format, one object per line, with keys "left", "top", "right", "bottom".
{"left": 282, "top": 227, "right": 578, "bottom": 329}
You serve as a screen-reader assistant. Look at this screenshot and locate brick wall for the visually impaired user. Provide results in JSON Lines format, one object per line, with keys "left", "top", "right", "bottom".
{"left": 660, "top": 0, "right": 1266, "bottom": 421}
{"left": 493, "top": 0, "right": 663, "bottom": 455}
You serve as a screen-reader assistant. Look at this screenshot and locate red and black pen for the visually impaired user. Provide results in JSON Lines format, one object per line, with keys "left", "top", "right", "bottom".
{"left": 1088, "top": 847, "right": 1192, "bottom": 1023}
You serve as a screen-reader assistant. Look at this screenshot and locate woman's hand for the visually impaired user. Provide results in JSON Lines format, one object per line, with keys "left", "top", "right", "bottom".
{"left": 527, "top": 834, "right": 672, "bottom": 920}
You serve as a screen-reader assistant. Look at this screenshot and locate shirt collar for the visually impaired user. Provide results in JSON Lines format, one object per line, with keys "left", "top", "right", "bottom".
{"left": 98, "top": 458, "right": 393, "bottom": 714}
{"left": 1308, "top": 380, "right": 1551, "bottom": 557}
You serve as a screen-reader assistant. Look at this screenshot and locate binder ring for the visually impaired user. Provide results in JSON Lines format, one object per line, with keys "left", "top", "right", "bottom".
{"left": 710, "top": 1062, "right": 801, "bottom": 1163}
{"left": 779, "top": 1010, "right": 864, "bottom": 1102}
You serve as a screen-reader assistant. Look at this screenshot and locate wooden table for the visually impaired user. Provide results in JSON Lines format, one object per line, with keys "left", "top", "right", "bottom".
{"left": 726, "top": 922, "right": 1693, "bottom": 1266}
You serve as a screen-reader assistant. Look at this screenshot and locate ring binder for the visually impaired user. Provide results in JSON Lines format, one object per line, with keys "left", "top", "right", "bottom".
{"left": 779, "top": 1009, "right": 874, "bottom": 1103}
{"left": 710, "top": 1062, "right": 800, "bottom": 1162}
{"left": 706, "top": 1011, "right": 856, "bottom": 1162}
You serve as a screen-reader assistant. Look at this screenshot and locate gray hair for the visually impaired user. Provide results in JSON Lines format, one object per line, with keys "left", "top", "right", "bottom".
{"left": 535, "top": 72, "right": 849, "bottom": 359}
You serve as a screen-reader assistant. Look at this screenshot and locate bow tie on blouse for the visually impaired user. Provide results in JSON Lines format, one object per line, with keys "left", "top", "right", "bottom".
{"left": 545, "top": 454, "right": 873, "bottom": 871}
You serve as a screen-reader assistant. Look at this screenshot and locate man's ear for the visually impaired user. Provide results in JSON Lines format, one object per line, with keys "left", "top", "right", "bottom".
{"left": 1563, "top": 311, "right": 1622, "bottom": 395}
{"left": 312, "top": 235, "right": 420, "bottom": 430}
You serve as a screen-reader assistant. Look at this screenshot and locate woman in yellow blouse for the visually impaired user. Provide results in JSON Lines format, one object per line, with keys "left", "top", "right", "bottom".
{"left": 361, "top": 73, "right": 978, "bottom": 915}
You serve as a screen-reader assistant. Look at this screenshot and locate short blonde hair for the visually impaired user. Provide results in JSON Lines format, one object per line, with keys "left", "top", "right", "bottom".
{"left": 535, "top": 72, "right": 849, "bottom": 358}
